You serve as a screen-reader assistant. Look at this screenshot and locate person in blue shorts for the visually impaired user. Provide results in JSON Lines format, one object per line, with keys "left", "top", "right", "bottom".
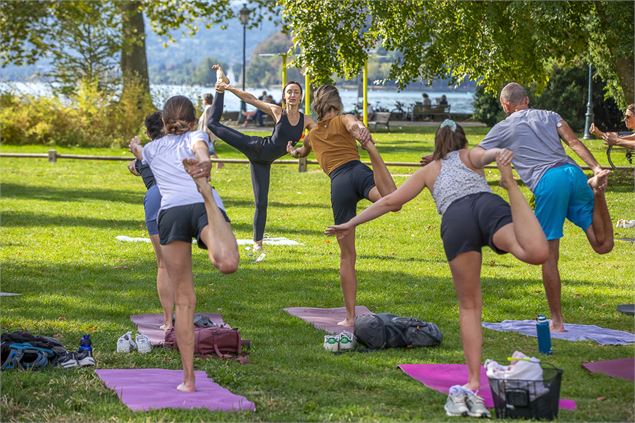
{"left": 469, "top": 82, "right": 614, "bottom": 332}
{"left": 127, "top": 111, "right": 174, "bottom": 332}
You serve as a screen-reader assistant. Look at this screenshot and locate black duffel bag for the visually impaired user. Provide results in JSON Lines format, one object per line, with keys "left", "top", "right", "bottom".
{"left": 354, "top": 313, "right": 442, "bottom": 349}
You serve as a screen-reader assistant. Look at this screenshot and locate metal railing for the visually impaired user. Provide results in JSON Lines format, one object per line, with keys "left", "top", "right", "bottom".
{"left": 0, "top": 149, "right": 630, "bottom": 172}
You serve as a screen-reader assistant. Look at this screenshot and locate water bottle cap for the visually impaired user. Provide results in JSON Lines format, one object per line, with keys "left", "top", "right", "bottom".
{"left": 537, "top": 314, "right": 547, "bottom": 321}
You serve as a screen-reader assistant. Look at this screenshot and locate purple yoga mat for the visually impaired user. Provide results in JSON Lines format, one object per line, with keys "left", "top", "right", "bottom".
{"left": 399, "top": 364, "right": 576, "bottom": 410}
{"left": 284, "top": 306, "right": 372, "bottom": 334}
{"left": 130, "top": 313, "right": 225, "bottom": 346}
{"left": 96, "top": 369, "right": 255, "bottom": 412}
{"left": 583, "top": 358, "right": 634, "bottom": 381}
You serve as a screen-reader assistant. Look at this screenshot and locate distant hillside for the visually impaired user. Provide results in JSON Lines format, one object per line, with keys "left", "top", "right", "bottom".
{"left": 0, "top": 16, "right": 281, "bottom": 83}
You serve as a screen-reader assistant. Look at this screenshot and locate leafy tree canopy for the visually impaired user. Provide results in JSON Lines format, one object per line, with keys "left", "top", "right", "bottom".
{"left": 280, "top": 0, "right": 633, "bottom": 106}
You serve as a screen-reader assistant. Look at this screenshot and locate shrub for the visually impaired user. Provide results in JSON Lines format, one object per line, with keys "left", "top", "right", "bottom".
{"left": 0, "top": 78, "right": 155, "bottom": 147}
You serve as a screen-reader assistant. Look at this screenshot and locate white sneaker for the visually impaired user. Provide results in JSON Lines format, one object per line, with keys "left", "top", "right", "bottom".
{"left": 323, "top": 334, "right": 339, "bottom": 352}
{"left": 338, "top": 331, "right": 356, "bottom": 351}
{"left": 116, "top": 331, "right": 135, "bottom": 353}
{"left": 135, "top": 334, "right": 152, "bottom": 354}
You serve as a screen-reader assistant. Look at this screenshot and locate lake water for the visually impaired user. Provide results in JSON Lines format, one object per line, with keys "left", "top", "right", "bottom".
{"left": 1, "top": 82, "right": 475, "bottom": 114}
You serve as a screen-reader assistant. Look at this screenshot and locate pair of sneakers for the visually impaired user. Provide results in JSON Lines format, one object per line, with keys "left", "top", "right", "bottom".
{"left": 58, "top": 349, "right": 95, "bottom": 369}
{"left": 445, "top": 385, "right": 490, "bottom": 418}
{"left": 246, "top": 244, "right": 266, "bottom": 263}
{"left": 323, "top": 331, "right": 355, "bottom": 352}
{"left": 117, "top": 331, "right": 151, "bottom": 354}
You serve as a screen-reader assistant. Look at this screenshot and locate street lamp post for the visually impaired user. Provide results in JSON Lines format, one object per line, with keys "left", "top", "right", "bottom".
{"left": 583, "top": 64, "right": 594, "bottom": 139}
{"left": 238, "top": 3, "right": 250, "bottom": 123}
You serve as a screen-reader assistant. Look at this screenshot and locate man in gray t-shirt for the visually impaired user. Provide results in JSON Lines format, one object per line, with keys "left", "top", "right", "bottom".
{"left": 469, "top": 82, "right": 613, "bottom": 332}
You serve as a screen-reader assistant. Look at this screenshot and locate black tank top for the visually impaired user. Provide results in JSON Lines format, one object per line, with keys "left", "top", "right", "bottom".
{"left": 261, "top": 111, "right": 304, "bottom": 161}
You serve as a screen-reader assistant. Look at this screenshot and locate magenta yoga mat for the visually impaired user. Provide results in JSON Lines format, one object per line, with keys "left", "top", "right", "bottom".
{"left": 582, "top": 358, "right": 634, "bottom": 381}
{"left": 284, "top": 306, "right": 372, "bottom": 334}
{"left": 398, "top": 364, "right": 576, "bottom": 410}
{"left": 96, "top": 368, "right": 255, "bottom": 412}
{"left": 130, "top": 313, "right": 225, "bottom": 346}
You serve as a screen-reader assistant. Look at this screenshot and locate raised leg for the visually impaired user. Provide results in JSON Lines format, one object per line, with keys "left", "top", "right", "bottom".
{"left": 250, "top": 161, "right": 271, "bottom": 244}
{"left": 160, "top": 240, "right": 196, "bottom": 392}
{"left": 585, "top": 189, "right": 614, "bottom": 254}
{"left": 491, "top": 166, "right": 548, "bottom": 264}
{"left": 150, "top": 234, "right": 174, "bottom": 331}
{"left": 448, "top": 251, "right": 483, "bottom": 392}
{"left": 336, "top": 229, "right": 357, "bottom": 327}
{"left": 197, "top": 185, "right": 239, "bottom": 274}
{"left": 365, "top": 143, "right": 397, "bottom": 200}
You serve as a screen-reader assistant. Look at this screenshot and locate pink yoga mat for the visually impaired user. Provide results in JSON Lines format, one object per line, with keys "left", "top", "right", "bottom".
{"left": 398, "top": 364, "right": 576, "bottom": 410}
{"left": 130, "top": 313, "right": 225, "bottom": 346}
{"left": 96, "top": 368, "right": 255, "bottom": 412}
{"left": 284, "top": 306, "right": 372, "bottom": 334}
{"left": 583, "top": 358, "right": 634, "bottom": 381}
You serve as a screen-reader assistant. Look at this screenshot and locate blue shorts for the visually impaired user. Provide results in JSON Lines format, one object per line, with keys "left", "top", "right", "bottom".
{"left": 144, "top": 185, "right": 161, "bottom": 236}
{"left": 534, "top": 164, "right": 594, "bottom": 240}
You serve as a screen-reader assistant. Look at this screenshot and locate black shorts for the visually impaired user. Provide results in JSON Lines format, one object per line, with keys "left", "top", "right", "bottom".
{"left": 440, "top": 192, "right": 513, "bottom": 262}
{"left": 329, "top": 160, "right": 375, "bottom": 225}
{"left": 158, "top": 203, "right": 230, "bottom": 249}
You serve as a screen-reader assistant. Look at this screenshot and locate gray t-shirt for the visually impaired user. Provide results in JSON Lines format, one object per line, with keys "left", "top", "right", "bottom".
{"left": 479, "top": 108, "right": 577, "bottom": 191}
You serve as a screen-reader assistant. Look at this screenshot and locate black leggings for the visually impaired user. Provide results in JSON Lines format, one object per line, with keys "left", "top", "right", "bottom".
{"left": 207, "top": 91, "right": 271, "bottom": 242}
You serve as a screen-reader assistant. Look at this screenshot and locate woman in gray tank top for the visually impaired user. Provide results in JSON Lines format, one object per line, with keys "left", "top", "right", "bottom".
{"left": 326, "top": 120, "right": 549, "bottom": 416}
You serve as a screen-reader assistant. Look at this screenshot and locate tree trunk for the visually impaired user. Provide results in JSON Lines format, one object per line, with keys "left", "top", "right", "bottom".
{"left": 615, "top": 57, "right": 634, "bottom": 105}
{"left": 120, "top": 0, "right": 150, "bottom": 104}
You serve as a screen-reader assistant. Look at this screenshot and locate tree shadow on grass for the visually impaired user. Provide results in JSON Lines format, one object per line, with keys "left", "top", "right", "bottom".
{"left": 1, "top": 210, "right": 141, "bottom": 229}
{"left": 1, "top": 182, "right": 141, "bottom": 205}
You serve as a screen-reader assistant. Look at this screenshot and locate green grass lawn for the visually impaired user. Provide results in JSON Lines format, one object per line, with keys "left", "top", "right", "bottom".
{"left": 1, "top": 127, "right": 633, "bottom": 421}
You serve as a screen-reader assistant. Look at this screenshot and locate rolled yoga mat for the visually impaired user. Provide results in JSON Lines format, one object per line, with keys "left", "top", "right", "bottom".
{"left": 284, "top": 306, "right": 372, "bottom": 334}
{"left": 96, "top": 368, "right": 255, "bottom": 412}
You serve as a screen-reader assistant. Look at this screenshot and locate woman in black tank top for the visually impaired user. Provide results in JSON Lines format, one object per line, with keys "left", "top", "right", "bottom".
{"left": 206, "top": 65, "right": 316, "bottom": 255}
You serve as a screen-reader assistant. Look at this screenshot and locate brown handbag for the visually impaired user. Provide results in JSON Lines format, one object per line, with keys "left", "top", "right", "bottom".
{"left": 164, "top": 326, "right": 250, "bottom": 364}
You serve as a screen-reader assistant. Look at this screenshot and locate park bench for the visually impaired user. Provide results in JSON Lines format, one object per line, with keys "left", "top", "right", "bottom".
{"left": 411, "top": 103, "right": 452, "bottom": 121}
{"left": 369, "top": 112, "right": 391, "bottom": 131}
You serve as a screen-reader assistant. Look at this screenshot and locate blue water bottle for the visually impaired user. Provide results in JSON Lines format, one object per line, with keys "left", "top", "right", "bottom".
{"left": 79, "top": 334, "right": 92, "bottom": 353}
{"left": 536, "top": 315, "right": 552, "bottom": 355}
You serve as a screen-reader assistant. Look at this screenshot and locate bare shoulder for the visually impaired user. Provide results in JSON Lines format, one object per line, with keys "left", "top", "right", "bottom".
{"left": 461, "top": 149, "right": 484, "bottom": 175}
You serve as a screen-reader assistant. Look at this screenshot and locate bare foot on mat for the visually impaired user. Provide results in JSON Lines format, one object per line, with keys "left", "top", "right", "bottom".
{"left": 177, "top": 383, "right": 196, "bottom": 393}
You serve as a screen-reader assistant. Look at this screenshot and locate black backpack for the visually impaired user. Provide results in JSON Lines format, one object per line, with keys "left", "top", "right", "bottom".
{"left": 1, "top": 331, "right": 67, "bottom": 370}
{"left": 354, "top": 313, "right": 443, "bottom": 349}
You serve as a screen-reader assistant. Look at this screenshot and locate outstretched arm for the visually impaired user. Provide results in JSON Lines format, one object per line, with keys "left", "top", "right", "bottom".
{"left": 129, "top": 136, "right": 143, "bottom": 160}
{"left": 468, "top": 146, "right": 505, "bottom": 168}
{"left": 604, "top": 132, "right": 635, "bottom": 150}
{"left": 325, "top": 167, "right": 429, "bottom": 239}
{"left": 557, "top": 120, "right": 603, "bottom": 174}
{"left": 218, "top": 82, "right": 281, "bottom": 119}
{"left": 341, "top": 114, "right": 373, "bottom": 146}
{"left": 287, "top": 133, "right": 312, "bottom": 158}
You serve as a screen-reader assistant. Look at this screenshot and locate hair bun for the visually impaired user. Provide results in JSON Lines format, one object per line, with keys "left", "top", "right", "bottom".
{"left": 166, "top": 119, "right": 192, "bottom": 135}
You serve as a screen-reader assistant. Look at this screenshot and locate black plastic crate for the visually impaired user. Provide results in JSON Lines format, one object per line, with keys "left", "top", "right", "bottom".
{"left": 488, "top": 363, "right": 563, "bottom": 420}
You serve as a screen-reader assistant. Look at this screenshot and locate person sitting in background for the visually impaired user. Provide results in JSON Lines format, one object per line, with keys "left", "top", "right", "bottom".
{"left": 422, "top": 93, "right": 432, "bottom": 108}
{"left": 255, "top": 91, "right": 268, "bottom": 127}
{"left": 590, "top": 103, "right": 635, "bottom": 150}
{"left": 438, "top": 94, "right": 449, "bottom": 109}
{"left": 197, "top": 93, "right": 223, "bottom": 169}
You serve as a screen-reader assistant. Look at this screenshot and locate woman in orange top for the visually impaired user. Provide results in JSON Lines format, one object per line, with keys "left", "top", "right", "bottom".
{"left": 288, "top": 85, "right": 398, "bottom": 326}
